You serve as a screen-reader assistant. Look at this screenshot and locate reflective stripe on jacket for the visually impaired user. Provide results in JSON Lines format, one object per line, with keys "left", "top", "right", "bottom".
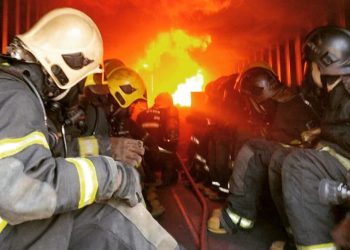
{"left": 0, "top": 71, "right": 118, "bottom": 227}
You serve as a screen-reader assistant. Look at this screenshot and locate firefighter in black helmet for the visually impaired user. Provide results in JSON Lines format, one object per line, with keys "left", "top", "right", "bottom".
{"left": 281, "top": 26, "right": 350, "bottom": 250}
{"left": 207, "top": 63, "right": 320, "bottom": 237}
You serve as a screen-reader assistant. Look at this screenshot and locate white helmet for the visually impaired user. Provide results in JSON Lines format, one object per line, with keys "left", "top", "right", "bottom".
{"left": 17, "top": 8, "right": 103, "bottom": 90}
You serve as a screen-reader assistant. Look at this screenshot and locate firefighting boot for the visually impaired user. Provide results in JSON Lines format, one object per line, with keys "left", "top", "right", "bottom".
{"left": 208, "top": 207, "right": 255, "bottom": 234}
{"left": 270, "top": 241, "right": 296, "bottom": 250}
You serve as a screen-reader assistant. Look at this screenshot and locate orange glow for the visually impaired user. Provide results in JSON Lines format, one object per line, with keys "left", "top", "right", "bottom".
{"left": 172, "top": 70, "right": 205, "bottom": 107}
{"left": 134, "top": 29, "right": 211, "bottom": 106}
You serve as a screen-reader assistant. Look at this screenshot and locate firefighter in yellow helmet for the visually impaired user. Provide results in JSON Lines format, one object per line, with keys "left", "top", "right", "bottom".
{"left": 0, "top": 8, "right": 180, "bottom": 249}
{"left": 83, "top": 59, "right": 149, "bottom": 159}
{"left": 84, "top": 60, "right": 166, "bottom": 217}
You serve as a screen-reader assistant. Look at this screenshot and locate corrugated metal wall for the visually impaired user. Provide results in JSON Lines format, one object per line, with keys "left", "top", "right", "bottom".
{"left": 0, "top": 0, "right": 59, "bottom": 54}
{"left": 234, "top": 0, "right": 348, "bottom": 86}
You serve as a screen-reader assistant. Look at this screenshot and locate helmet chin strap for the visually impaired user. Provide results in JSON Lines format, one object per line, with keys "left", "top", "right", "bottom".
{"left": 327, "top": 77, "right": 342, "bottom": 92}
{"left": 50, "top": 88, "right": 70, "bottom": 101}
{"left": 311, "top": 62, "right": 323, "bottom": 88}
{"left": 248, "top": 97, "right": 266, "bottom": 115}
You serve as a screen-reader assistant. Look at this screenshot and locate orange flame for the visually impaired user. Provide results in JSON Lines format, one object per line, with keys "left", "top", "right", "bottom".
{"left": 134, "top": 29, "right": 211, "bottom": 106}
{"left": 172, "top": 70, "right": 205, "bottom": 107}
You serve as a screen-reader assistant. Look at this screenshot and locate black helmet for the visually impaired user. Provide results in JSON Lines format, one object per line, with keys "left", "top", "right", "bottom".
{"left": 235, "top": 66, "right": 283, "bottom": 104}
{"left": 303, "top": 26, "right": 350, "bottom": 76}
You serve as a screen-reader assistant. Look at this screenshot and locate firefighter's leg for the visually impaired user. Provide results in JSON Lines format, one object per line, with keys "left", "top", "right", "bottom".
{"left": 282, "top": 149, "right": 347, "bottom": 249}
{"left": 69, "top": 201, "right": 179, "bottom": 250}
{"left": 268, "top": 146, "right": 293, "bottom": 232}
{"left": 160, "top": 153, "right": 178, "bottom": 186}
{"left": 208, "top": 139, "right": 279, "bottom": 233}
{"left": 0, "top": 214, "right": 73, "bottom": 250}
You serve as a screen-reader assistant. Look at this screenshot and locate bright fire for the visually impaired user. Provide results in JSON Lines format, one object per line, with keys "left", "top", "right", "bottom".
{"left": 134, "top": 29, "right": 211, "bottom": 106}
{"left": 172, "top": 70, "right": 205, "bottom": 107}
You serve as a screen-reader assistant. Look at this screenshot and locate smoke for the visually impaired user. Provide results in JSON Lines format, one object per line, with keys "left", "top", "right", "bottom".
{"left": 67, "top": 0, "right": 232, "bottom": 17}
{"left": 52, "top": 0, "right": 337, "bottom": 79}
{"left": 128, "top": 0, "right": 232, "bottom": 17}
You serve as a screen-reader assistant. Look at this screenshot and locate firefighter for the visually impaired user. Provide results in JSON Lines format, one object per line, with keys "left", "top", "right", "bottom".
{"left": 137, "top": 92, "right": 180, "bottom": 185}
{"left": 207, "top": 65, "right": 320, "bottom": 236}
{"left": 280, "top": 26, "right": 350, "bottom": 250}
{"left": 83, "top": 59, "right": 149, "bottom": 167}
{"left": 84, "top": 60, "right": 164, "bottom": 217}
{"left": 0, "top": 8, "right": 180, "bottom": 249}
{"left": 203, "top": 74, "right": 240, "bottom": 199}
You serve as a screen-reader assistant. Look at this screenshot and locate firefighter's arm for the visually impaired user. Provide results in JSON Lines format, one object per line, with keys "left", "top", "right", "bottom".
{"left": 0, "top": 86, "right": 123, "bottom": 226}
{"left": 70, "top": 134, "right": 145, "bottom": 168}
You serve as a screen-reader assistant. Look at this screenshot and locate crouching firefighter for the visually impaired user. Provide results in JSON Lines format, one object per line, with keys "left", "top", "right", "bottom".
{"left": 84, "top": 60, "right": 165, "bottom": 217}
{"left": 81, "top": 58, "right": 148, "bottom": 168}
{"left": 207, "top": 64, "right": 320, "bottom": 238}
{"left": 0, "top": 8, "right": 181, "bottom": 250}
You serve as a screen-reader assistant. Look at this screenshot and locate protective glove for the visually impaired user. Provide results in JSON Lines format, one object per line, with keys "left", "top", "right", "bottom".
{"left": 113, "top": 162, "right": 143, "bottom": 207}
{"left": 300, "top": 127, "right": 321, "bottom": 145}
{"left": 111, "top": 137, "right": 145, "bottom": 167}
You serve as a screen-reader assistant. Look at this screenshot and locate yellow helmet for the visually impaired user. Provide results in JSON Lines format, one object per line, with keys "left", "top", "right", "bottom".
{"left": 106, "top": 66, "right": 147, "bottom": 108}
{"left": 84, "top": 59, "right": 126, "bottom": 95}
{"left": 17, "top": 8, "right": 103, "bottom": 90}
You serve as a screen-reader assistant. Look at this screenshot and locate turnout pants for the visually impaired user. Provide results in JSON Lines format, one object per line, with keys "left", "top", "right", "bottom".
{"left": 268, "top": 146, "right": 293, "bottom": 231}
{"left": 227, "top": 138, "right": 282, "bottom": 221}
{"left": 282, "top": 148, "right": 348, "bottom": 246}
{"left": 0, "top": 201, "right": 179, "bottom": 250}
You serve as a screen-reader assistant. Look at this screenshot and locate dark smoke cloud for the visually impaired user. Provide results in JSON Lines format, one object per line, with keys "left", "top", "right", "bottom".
{"left": 54, "top": 0, "right": 338, "bottom": 78}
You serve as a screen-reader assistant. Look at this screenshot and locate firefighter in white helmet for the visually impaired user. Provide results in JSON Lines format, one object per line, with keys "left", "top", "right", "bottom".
{"left": 0, "top": 8, "right": 180, "bottom": 250}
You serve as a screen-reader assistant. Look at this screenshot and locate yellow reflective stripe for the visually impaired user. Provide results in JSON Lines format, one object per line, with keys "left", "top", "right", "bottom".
{"left": 78, "top": 136, "right": 99, "bottom": 157}
{"left": 319, "top": 146, "right": 350, "bottom": 171}
{"left": 66, "top": 158, "right": 98, "bottom": 208}
{"left": 240, "top": 217, "right": 254, "bottom": 229}
{"left": 194, "top": 154, "right": 206, "bottom": 164}
{"left": 225, "top": 208, "right": 240, "bottom": 224}
{"left": 0, "top": 131, "right": 49, "bottom": 159}
{"left": 225, "top": 208, "right": 254, "bottom": 229}
{"left": 297, "top": 242, "right": 337, "bottom": 250}
{"left": 0, "top": 217, "right": 8, "bottom": 233}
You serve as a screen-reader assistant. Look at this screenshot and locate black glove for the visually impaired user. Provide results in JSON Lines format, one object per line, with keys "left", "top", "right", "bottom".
{"left": 113, "top": 163, "right": 143, "bottom": 207}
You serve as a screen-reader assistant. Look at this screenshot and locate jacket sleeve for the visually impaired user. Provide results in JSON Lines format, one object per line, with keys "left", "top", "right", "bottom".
{"left": 0, "top": 78, "right": 119, "bottom": 226}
